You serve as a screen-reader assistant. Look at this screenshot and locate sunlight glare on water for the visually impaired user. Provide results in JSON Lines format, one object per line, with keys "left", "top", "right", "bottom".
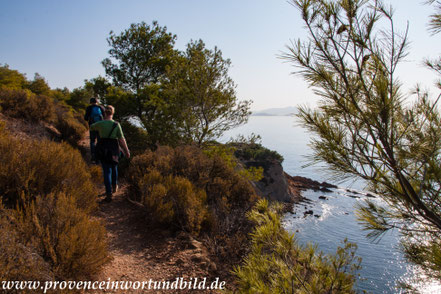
{"left": 222, "top": 115, "right": 441, "bottom": 293}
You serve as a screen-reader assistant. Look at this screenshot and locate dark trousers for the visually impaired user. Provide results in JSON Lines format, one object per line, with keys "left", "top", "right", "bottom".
{"left": 102, "top": 162, "right": 118, "bottom": 197}
{"left": 89, "top": 130, "right": 100, "bottom": 161}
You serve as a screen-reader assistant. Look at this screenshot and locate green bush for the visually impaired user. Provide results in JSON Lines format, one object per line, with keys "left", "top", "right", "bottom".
{"left": 0, "top": 130, "right": 97, "bottom": 213}
{"left": 129, "top": 145, "right": 257, "bottom": 211}
{"left": 138, "top": 170, "right": 207, "bottom": 233}
{"left": 0, "top": 128, "right": 109, "bottom": 283}
{"left": 0, "top": 87, "right": 87, "bottom": 146}
{"left": 232, "top": 142, "right": 284, "bottom": 163}
{"left": 128, "top": 145, "right": 258, "bottom": 239}
{"left": 203, "top": 144, "right": 264, "bottom": 182}
{"left": 0, "top": 88, "right": 56, "bottom": 123}
{"left": 54, "top": 107, "right": 87, "bottom": 145}
{"left": 232, "top": 199, "right": 361, "bottom": 293}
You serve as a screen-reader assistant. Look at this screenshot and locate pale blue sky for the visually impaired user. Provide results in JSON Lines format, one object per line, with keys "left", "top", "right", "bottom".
{"left": 0, "top": 0, "right": 439, "bottom": 111}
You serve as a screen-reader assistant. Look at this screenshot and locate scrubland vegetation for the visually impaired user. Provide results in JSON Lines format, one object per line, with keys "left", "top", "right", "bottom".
{"left": 0, "top": 66, "right": 109, "bottom": 285}
{"left": 232, "top": 199, "right": 361, "bottom": 293}
{"left": 0, "top": 123, "right": 109, "bottom": 285}
{"left": 0, "top": 16, "right": 365, "bottom": 291}
{"left": 127, "top": 145, "right": 258, "bottom": 262}
{"left": 0, "top": 66, "right": 88, "bottom": 145}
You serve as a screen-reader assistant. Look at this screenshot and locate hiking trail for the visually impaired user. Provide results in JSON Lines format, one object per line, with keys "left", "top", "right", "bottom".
{"left": 79, "top": 132, "right": 220, "bottom": 293}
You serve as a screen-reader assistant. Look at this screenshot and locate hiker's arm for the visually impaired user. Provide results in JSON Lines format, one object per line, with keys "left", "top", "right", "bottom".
{"left": 118, "top": 137, "right": 130, "bottom": 159}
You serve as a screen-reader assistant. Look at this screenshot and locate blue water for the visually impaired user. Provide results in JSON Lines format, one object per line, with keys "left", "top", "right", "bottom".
{"left": 222, "top": 116, "right": 441, "bottom": 294}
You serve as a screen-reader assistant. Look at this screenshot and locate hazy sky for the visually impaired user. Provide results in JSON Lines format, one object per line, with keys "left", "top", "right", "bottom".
{"left": 1, "top": 0, "right": 440, "bottom": 111}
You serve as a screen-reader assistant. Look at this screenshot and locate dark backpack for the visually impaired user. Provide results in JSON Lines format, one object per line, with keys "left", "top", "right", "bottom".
{"left": 89, "top": 105, "right": 103, "bottom": 124}
{"left": 95, "top": 122, "right": 120, "bottom": 164}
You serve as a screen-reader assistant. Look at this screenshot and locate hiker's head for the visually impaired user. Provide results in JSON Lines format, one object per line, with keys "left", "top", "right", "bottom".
{"left": 104, "top": 105, "right": 115, "bottom": 118}
{"left": 90, "top": 97, "right": 98, "bottom": 105}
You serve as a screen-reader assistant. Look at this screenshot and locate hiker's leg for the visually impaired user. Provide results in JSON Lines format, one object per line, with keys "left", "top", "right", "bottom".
{"left": 111, "top": 164, "right": 118, "bottom": 193}
{"left": 112, "top": 164, "right": 118, "bottom": 185}
{"left": 101, "top": 162, "right": 112, "bottom": 197}
{"left": 89, "top": 130, "right": 99, "bottom": 161}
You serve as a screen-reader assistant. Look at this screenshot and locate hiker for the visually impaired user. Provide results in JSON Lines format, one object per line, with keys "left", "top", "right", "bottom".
{"left": 84, "top": 97, "right": 105, "bottom": 163}
{"left": 90, "top": 105, "right": 130, "bottom": 202}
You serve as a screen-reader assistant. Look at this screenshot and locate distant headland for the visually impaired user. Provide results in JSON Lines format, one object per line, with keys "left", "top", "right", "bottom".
{"left": 252, "top": 106, "right": 298, "bottom": 116}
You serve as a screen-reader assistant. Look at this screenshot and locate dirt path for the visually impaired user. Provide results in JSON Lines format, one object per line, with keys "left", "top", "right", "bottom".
{"left": 80, "top": 132, "right": 221, "bottom": 293}
{"left": 93, "top": 187, "right": 219, "bottom": 293}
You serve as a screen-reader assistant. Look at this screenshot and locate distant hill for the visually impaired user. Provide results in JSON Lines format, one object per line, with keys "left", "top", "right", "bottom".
{"left": 252, "top": 106, "right": 298, "bottom": 116}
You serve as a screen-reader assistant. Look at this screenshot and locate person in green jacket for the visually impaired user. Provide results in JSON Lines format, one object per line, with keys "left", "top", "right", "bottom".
{"left": 90, "top": 105, "right": 130, "bottom": 202}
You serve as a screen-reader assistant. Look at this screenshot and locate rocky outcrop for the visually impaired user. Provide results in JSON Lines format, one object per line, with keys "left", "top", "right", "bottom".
{"left": 285, "top": 174, "right": 337, "bottom": 192}
{"left": 241, "top": 159, "right": 301, "bottom": 203}
{"left": 241, "top": 161, "right": 340, "bottom": 205}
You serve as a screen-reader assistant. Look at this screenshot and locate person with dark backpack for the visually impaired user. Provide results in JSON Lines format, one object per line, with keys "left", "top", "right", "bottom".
{"left": 84, "top": 98, "right": 106, "bottom": 163}
{"left": 90, "top": 105, "right": 130, "bottom": 203}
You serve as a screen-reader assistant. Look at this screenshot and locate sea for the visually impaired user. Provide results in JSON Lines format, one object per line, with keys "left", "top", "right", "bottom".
{"left": 221, "top": 115, "right": 441, "bottom": 294}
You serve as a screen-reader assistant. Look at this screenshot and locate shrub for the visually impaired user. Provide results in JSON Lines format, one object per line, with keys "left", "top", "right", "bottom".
{"left": 128, "top": 145, "right": 258, "bottom": 264}
{"left": 0, "top": 128, "right": 109, "bottom": 283}
{"left": 232, "top": 142, "right": 284, "bottom": 163}
{"left": 15, "top": 193, "right": 109, "bottom": 280}
{"left": 0, "top": 88, "right": 56, "bottom": 123}
{"left": 203, "top": 144, "right": 264, "bottom": 182}
{"left": 128, "top": 146, "right": 258, "bottom": 233}
{"left": 129, "top": 146, "right": 258, "bottom": 212}
{"left": 0, "top": 132, "right": 97, "bottom": 213}
{"left": 116, "top": 121, "right": 152, "bottom": 177}
{"left": 232, "top": 199, "right": 361, "bottom": 293}
{"left": 0, "top": 205, "right": 54, "bottom": 289}
{"left": 138, "top": 170, "right": 207, "bottom": 233}
{"left": 54, "top": 105, "right": 87, "bottom": 146}
{"left": 0, "top": 87, "right": 87, "bottom": 146}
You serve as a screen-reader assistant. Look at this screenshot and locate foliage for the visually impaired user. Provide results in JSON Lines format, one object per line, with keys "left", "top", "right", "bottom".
{"left": 101, "top": 22, "right": 251, "bottom": 146}
{"left": 67, "top": 86, "right": 93, "bottom": 111}
{"left": 283, "top": 0, "right": 441, "bottom": 280}
{"left": 120, "top": 121, "right": 151, "bottom": 154}
{"left": 84, "top": 76, "right": 111, "bottom": 104}
{"left": 232, "top": 199, "right": 361, "bottom": 293}
{"left": 15, "top": 193, "right": 109, "bottom": 280}
{"left": 229, "top": 134, "right": 284, "bottom": 163}
{"left": 0, "top": 127, "right": 109, "bottom": 283}
{"left": 0, "top": 205, "right": 53, "bottom": 289}
{"left": 0, "top": 88, "right": 56, "bottom": 123}
{"left": 164, "top": 39, "right": 251, "bottom": 145}
{"left": 203, "top": 144, "right": 264, "bottom": 182}
{"left": 127, "top": 145, "right": 258, "bottom": 261}
{"left": 50, "top": 87, "right": 71, "bottom": 104}
{"left": 0, "top": 128, "right": 97, "bottom": 213}
{"left": 27, "top": 73, "right": 50, "bottom": 95}
{"left": 101, "top": 22, "right": 181, "bottom": 145}
{"left": 0, "top": 193, "right": 108, "bottom": 284}
{"left": 137, "top": 170, "right": 208, "bottom": 233}
{"left": 0, "top": 69, "right": 87, "bottom": 146}
{"left": 425, "top": 0, "right": 441, "bottom": 35}
{"left": 233, "top": 142, "right": 284, "bottom": 163}
{"left": 102, "top": 21, "right": 176, "bottom": 91}
{"left": 0, "top": 64, "right": 27, "bottom": 90}
{"left": 54, "top": 104, "right": 87, "bottom": 145}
